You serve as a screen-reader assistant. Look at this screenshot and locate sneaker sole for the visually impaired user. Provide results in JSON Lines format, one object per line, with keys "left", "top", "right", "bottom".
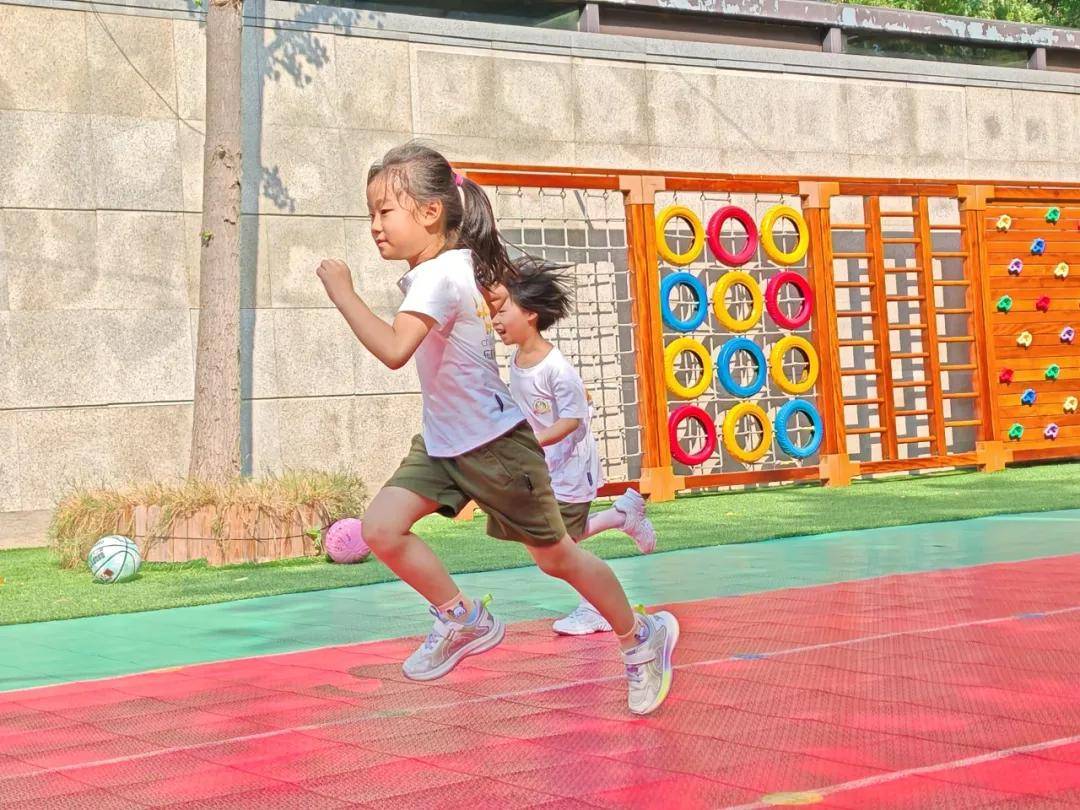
{"left": 552, "top": 621, "right": 613, "bottom": 636}
{"left": 402, "top": 618, "right": 506, "bottom": 682}
{"left": 630, "top": 611, "right": 679, "bottom": 716}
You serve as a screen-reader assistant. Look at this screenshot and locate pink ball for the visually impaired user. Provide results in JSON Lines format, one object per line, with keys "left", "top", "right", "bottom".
{"left": 325, "top": 518, "right": 370, "bottom": 564}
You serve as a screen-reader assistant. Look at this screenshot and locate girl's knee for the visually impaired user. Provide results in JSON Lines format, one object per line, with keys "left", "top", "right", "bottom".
{"left": 532, "top": 539, "right": 576, "bottom": 580}
{"left": 360, "top": 511, "right": 408, "bottom": 556}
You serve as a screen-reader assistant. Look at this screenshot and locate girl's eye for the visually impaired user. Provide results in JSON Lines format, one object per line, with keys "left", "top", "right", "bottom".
{"left": 380, "top": 209, "right": 393, "bottom": 216}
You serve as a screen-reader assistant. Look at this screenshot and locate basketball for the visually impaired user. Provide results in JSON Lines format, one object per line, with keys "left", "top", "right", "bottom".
{"left": 88, "top": 535, "right": 141, "bottom": 583}
{"left": 324, "top": 518, "right": 370, "bottom": 564}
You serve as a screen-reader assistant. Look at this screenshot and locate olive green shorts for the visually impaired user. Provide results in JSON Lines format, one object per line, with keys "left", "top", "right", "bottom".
{"left": 385, "top": 421, "right": 569, "bottom": 547}
{"left": 557, "top": 500, "right": 592, "bottom": 542}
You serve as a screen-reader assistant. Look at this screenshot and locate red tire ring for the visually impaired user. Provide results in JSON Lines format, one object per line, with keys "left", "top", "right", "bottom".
{"left": 765, "top": 271, "right": 814, "bottom": 329}
{"left": 707, "top": 206, "right": 758, "bottom": 267}
{"left": 668, "top": 405, "right": 717, "bottom": 466}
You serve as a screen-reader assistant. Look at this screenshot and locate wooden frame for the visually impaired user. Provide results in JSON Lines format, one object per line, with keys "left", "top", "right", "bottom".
{"left": 458, "top": 163, "right": 1080, "bottom": 501}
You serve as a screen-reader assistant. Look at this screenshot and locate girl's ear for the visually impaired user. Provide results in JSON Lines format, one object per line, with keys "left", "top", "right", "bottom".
{"left": 416, "top": 198, "right": 443, "bottom": 228}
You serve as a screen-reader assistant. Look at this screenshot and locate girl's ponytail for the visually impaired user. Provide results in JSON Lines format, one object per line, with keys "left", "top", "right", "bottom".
{"left": 455, "top": 175, "right": 516, "bottom": 289}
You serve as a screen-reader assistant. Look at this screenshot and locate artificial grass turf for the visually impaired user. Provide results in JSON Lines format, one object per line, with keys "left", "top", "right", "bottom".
{"left": 2, "top": 461, "right": 1078, "bottom": 625}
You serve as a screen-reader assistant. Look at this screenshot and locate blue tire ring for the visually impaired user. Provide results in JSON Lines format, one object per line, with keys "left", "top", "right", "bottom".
{"left": 774, "top": 399, "right": 823, "bottom": 460}
{"left": 716, "top": 338, "right": 767, "bottom": 397}
{"left": 660, "top": 272, "right": 708, "bottom": 332}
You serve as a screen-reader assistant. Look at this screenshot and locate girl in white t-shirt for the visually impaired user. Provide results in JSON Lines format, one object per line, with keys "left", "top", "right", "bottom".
{"left": 315, "top": 142, "right": 678, "bottom": 715}
{"left": 493, "top": 260, "right": 657, "bottom": 636}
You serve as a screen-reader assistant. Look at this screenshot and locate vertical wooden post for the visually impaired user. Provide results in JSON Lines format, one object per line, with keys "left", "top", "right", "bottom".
{"left": 865, "top": 195, "right": 900, "bottom": 462}
{"left": 958, "top": 184, "right": 1009, "bottom": 472}
{"left": 622, "top": 175, "right": 683, "bottom": 502}
{"left": 915, "top": 195, "right": 947, "bottom": 455}
{"left": 800, "top": 181, "right": 858, "bottom": 486}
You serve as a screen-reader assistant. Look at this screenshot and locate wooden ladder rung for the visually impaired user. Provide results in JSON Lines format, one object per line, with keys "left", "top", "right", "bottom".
{"left": 841, "top": 368, "right": 882, "bottom": 377}
{"left": 896, "top": 409, "right": 934, "bottom": 417}
{"left": 888, "top": 323, "right": 927, "bottom": 331}
{"left": 848, "top": 426, "right": 886, "bottom": 435}
{"left": 897, "top": 436, "right": 936, "bottom": 445}
{"left": 882, "top": 237, "right": 920, "bottom": 244}
{"left": 879, "top": 210, "right": 917, "bottom": 217}
{"left": 831, "top": 222, "right": 870, "bottom": 231}
{"left": 942, "top": 392, "right": 979, "bottom": 400}
{"left": 893, "top": 352, "right": 928, "bottom": 360}
{"left": 933, "top": 251, "right": 969, "bottom": 258}
{"left": 835, "top": 281, "right": 874, "bottom": 289}
{"left": 839, "top": 339, "right": 879, "bottom": 347}
{"left": 837, "top": 310, "right": 876, "bottom": 318}
{"left": 941, "top": 363, "right": 977, "bottom": 372}
{"left": 933, "top": 280, "right": 969, "bottom": 287}
{"left": 940, "top": 335, "right": 974, "bottom": 344}
{"left": 886, "top": 295, "right": 923, "bottom": 302}
{"left": 845, "top": 397, "right": 884, "bottom": 406}
{"left": 945, "top": 419, "right": 982, "bottom": 428}
{"left": 938, "top": 308, "right": 972, "bottom": 315}
{"left": 884, "top": 267, "right": 924, "bottom": 274}
{"left": 894, "top": 380, "right": 930, "bottom": 389}
{"left": 929, "top": 224, "right": 961, "bottom": 231}
{"left": 833, "top": 252, "right": 872, "bottom": 259}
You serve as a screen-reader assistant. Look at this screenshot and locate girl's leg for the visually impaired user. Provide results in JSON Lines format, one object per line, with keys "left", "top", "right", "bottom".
{"left": 574, "top": 490, "right": 656, "bottom": 554}
{"left": 529, "top": 536, "right": 680, "bottom": 716}
{"left": 366, "top": 486, "right": 504, "bottom": 681}
{"left": 527, "top": 536, "right": 636, "bottom": 643}
{"left": 362, "top": 486, "right": 459, "bottom": 606}
{"left": 576, "top": 508, "right": 625, "bottom": 541}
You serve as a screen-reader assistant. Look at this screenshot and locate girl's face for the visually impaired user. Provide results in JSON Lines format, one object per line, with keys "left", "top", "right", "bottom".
{"left": 493, "top": 296, "right": 537, "bottom": 346}
{"left": 367, "top": 175, "right": 444, "bottom": 265}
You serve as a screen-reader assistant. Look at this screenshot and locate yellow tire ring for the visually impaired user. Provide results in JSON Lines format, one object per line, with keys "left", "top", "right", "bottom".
{"left": 760, "top": 205, "right": 810, "bottom": 266}
{"left": 722, "top": 402, "right": 773, "bottom": 464}
{"left": 655, "top": 205, "right": 705, "bottom": 266}
{"left": 770, "top": 335, "right": 820, "bottom": 395}
{"left": 712, "top": 271, "right": 763, "bottom": 332}
{"left": 664, "top": 337, "right": 713, "bottom": 400}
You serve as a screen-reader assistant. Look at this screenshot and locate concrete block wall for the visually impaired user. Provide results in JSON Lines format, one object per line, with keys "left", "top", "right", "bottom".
{"left": 1, "top": 0, "right": 1078, "bottom": 511}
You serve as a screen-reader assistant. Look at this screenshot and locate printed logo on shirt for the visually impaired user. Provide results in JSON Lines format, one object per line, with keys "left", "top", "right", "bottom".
{"left": 532, "top": 400, "right": 552, "bottom": 415}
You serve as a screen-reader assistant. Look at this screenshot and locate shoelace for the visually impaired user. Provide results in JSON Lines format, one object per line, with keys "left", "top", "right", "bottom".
{"left": 625, "top": 663, "right": 644, "bottom": 685}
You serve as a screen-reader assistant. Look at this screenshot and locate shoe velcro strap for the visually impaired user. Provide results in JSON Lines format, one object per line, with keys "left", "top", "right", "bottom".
{"left": 622, "top": 646, "right": 657, "bottom": 666}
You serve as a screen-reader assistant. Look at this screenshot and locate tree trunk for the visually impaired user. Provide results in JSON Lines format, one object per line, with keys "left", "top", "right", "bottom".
{"left": 189, "top": 0, "right": 244, "bottom": 482}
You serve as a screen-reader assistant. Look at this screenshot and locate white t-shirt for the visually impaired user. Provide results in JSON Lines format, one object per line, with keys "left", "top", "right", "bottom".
{"left": 509, "top": 346, "right": 602, "bottom": 504}
{"left": 398, "top": 249, "right": 524, "bottom": 457}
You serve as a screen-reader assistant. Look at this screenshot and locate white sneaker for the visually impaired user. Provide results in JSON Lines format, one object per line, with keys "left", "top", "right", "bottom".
{"left": 622, "top": 610, "right": 679, "bottom": 715}
{"left": 552, "top": 601, "right": 612, "bottom": 635}
{"left": 402, "top": 596, "right": 504, "bottom": 681}
{"left": 614, "top": 489, "right": 657, "bottom": 554}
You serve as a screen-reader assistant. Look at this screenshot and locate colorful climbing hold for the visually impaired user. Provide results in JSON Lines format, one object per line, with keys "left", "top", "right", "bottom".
{"left": 999, "top": 368, "right": 1014, "bottom": 384}
{"left": 1046, "top": 207, "right": 1061, "bottom": 224}
{"left": 1046, "top": 364, "right": 1061, "bottom": 380}
{"left": 997, "top": 295, "right": 1013, "bottom": 313}
{"left": 1061, "top": 326, "right": 1076, "bottom": 344}
{"left": 1045, "top": 423, "right": 1060, "bottom": 440}
{"left": 1017, "top": 330, "right": 1033, "bottom": 347}
{"left": 1008, "top": 258, "right": 1024, "bottom": 276}
{"left": 996, "top": 214, "right": 1013, "bottom": 232}
{"left": 1036, "top": 295, "right": 1051, "bottom": 312}
{"left": 1021, "top": 388, "right": 1037, "bottom": 406}
{"left": 1065, "top": 396, "right": 1078, "bottom": 414}
{"left": 1031, "top": 238, "right": 1046, "bottom": 255}
{"left": 1055, "top": 262, "right": 1070, "bottom": 279}
{"left": 1008, "top": 423, "right": 1024, "bottom": 440}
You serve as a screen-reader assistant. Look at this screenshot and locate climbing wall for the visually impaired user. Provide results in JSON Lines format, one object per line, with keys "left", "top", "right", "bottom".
{"left": 986, "top": 202, "right": 1080, "bottom": 455}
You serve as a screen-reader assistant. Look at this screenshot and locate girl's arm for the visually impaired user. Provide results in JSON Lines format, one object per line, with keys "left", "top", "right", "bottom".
{"left": 317, "top": 259, "right": 432, "bottom": 370}
{"left": 534, "top": 417, "right": 581, "bottom": 447}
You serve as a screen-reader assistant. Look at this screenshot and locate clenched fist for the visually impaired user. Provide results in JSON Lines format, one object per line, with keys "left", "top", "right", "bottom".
{"left": 316, "top": 259, "right": 355, "bottom": 305}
